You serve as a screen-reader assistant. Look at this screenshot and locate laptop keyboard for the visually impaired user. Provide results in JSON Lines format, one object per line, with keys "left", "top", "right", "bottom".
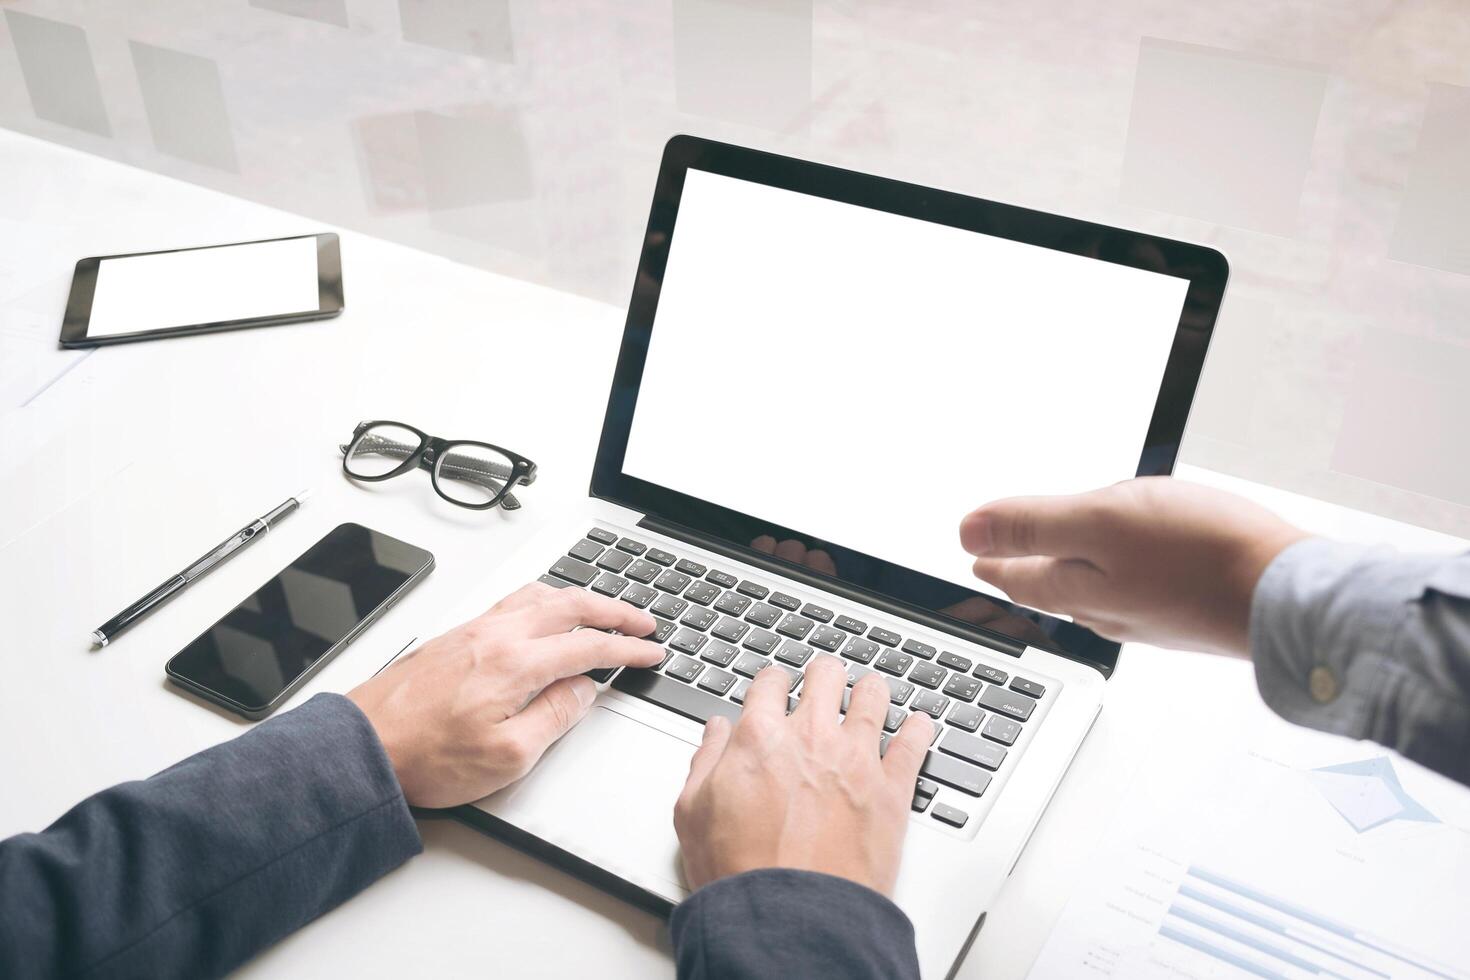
{"left": 541, "top": 528, "right": 1053, "bottom": 833}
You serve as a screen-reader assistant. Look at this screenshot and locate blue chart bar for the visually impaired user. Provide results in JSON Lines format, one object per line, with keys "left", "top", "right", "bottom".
{"left": 1156, "top": 866, "right": 1466, "bottom": 980}
{"left": 1159, "top": 923, "right": 1290, "bottom": 980}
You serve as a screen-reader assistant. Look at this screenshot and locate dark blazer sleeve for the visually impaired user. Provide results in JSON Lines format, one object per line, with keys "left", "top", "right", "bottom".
{"left": 670, "top": 869, "right": 921, "bottom": 980}
{"left": 0, "top": 693, "right": 422, "bottom": 980}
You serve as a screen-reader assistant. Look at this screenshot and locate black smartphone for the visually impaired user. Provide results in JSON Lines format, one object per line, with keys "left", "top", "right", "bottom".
{"left": 165, "top": 523, "right": 433, "bottom": 720}
{"left": 60, "top": 233, "right": 344, "bottom": 349}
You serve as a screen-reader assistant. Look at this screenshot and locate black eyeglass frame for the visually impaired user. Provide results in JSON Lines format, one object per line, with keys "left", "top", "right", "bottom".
{"left": 342, "top": 420, "right": 538, "bottom": 511}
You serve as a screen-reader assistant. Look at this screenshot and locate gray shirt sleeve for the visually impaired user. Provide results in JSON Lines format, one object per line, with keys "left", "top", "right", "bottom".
{"left": 1250, "top": 537, "right": 1470, "bottom": 784}
{"left": 670, "top": 868, "right": 921, "bottom": 980}
{"left": 0, "top": 693, "right": 422, "bottom": 979}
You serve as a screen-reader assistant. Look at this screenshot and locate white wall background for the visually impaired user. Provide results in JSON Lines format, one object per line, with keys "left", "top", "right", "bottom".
{"left": 1, "top": 0, "right": 1467, "bottom": 537}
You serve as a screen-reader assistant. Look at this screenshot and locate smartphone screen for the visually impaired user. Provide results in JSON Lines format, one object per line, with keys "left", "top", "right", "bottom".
{"left": 166, "top": 523, "right": 432, "bottom": 717}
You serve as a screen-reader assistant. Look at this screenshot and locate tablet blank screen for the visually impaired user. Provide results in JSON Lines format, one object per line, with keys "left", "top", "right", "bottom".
{"left": 87, "top": 236, "right": 321, "bottom": 338}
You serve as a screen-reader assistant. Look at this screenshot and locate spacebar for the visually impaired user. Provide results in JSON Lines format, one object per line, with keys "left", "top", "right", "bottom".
{"left": 611, "top": 668, "right": 743, "bottom": 727}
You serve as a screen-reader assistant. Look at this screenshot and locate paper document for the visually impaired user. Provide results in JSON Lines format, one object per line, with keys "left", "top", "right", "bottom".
{"left": 1028, "top": 713, "right": 1470, "bottom": 980}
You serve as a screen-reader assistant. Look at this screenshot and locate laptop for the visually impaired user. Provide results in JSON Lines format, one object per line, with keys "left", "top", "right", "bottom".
{"left": 445, "top": 135, "right": 1228, "bottom": 977}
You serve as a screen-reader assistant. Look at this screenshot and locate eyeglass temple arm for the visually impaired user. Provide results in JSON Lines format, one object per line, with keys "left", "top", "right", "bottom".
{"left": 341, "top": 439, "right": 523, "bottom": 510}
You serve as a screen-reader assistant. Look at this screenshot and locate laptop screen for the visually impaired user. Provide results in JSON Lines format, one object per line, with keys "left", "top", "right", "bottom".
{"left": 622, "top": 167, "right": 1191, "bottom": 596}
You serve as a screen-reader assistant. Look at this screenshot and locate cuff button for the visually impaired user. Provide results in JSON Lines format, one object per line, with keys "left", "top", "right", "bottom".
{"left": 1308, "top": 665, "right": 1339, "bottom": 704}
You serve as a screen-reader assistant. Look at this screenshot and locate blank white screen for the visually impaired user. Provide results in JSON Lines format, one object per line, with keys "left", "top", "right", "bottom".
{"left": 87, "top": 236, "right": 320, "bottom": 338}
{"left": 623, "top": 169, "right": 1191, "bottom": 591}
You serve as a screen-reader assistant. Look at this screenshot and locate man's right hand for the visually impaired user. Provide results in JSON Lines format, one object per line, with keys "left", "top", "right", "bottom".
{"left": 959, "top": 477, "right": 1308, "bottom": 656}
{"left": 673, "top": 655, "right": 932, "bottom": 896}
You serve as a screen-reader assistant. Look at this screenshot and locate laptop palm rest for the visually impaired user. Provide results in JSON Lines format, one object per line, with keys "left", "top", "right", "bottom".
{"left": 482, "top": 705, "right": 694, "bottom": 897}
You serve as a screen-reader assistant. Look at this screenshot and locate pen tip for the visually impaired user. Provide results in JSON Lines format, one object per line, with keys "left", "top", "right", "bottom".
{"left": 293, "top": 488, "right": 313, "bottom": 504}
{"left": 91, "top": 630, "right": 108, "bottom": 648}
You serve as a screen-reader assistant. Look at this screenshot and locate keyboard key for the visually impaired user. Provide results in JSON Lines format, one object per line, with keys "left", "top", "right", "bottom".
{"left": 595, "top": 549, "right": 633, "bottom": 573}
{"left": 808, "top": 625, "right": 846, "bottom": 652}
{"left": 834, "top": 615, "right": 868, "bottom": 635}
{"left": 973, "top": 664, "right": 1009, "bottom": 686}
{"left": 741, "top": 629, "right": 780, "bottom": 655}
{"left": 568, "top": 539, "right": 605, "bottom": 563}
{"left": 941, "top": 729, "right": 1007, "bottom": 770}
{"left": 646, "top": 548, "right": 677, "bottom": 566}
{"left": 869, "top": 626, "right": 902, "bottom": 647}
{"left": 591, "top": 573, "right": 629, "bottom": 597}
{"left": 548, "top": 556, "right": 598, "bottom": 586}
{"left": 921, "top": 752, "right": 992, "bottom": 797}
{"left": 884, "top": 706, "right": 907, "bottom": 732}
{"left": 584, "top": 666, "right": 618, "bottom": 684}
{"left": 624, "top": 559, "right": 661, "bottom": 583}
{"left": 982, "top": 715, "right": 1022, "bottom": 745}
{"left": 707, "top": 569, "right": 739, "bottom": 589}
{"left": 651, "top": 593, "right": 688, "bottom": 620}
{"left": 669, "top": 628, "right": 708, "bottom": 656}
{"left": 648, "top": 618, "right": 677, "bottom": 644}
{"left": 744, "top": 602, "right": 782, "bottom": 628}
{"left": 730, "top": 679, "right": 753, "bottom": 704}
{"left": 787, "top": 696, "right": 800, "bottom": 715}
{"left": 775, "top": 640, "right": 814, "bottom": 668}
{"left": 775, "top": 664, "right": 803, "bottom": 691}
{"left": 979, "top": 685, "right": 1035, "bottom": 721}
{"left": 613, "top": 668, "right": 742, "bottom": 726}
{"left": 912, "top": 795, "right": 931, "bottom": 813}
{"left": 937, "top": 650, "right": 973, "bottom": 672}
{"left": 884, "top": 676, "right": 915, "bottom": 706}
{"left": 712, "top": 616, "right": 750, "bottom": 643}
{"left": 947, "top": 703, "right": 985, "bottom": 732}
{"left": 676, "top": 558, "right": 708, "bottom": 577}
{"left": 902, "top": 639, "right": 937, "bottom": 659}
{"left": 800, "top": 603, "right": 834, "bottom": 623}
{"left": 665, "top": 654, "right": 704, "bottom": 682}
{"left": 537, "top": 574, "right": 574, "bottom": 589}
{"left": 1010, "top": 676, "right": 1046, "bottom": 699}
{"left": 845, "top": 663, "right": 874, "bottom": 687}
{"left": 698, "top": 667, "right": 737, "bottom": 696}
{"left": 587, "top": 528, "right": 618, "bottom": 546}
{"left": 680, "top": 607, "right": 718, "bottom": 631}
{"left": 620, "top": 582, "right": 657, "bottom": 608}
{"left": 713, "top": 592, "right": 752, "bottom": 616}
{"left": 654, "top": 570, "right": 693, "bottom": 594}
{"left": 841, "top": 637, "right": 880, "bottom": 664}
{"left": 736, "top": 580, "right": 769, "bottom": 599}
{"left": 616, "top": 537, "right": 647, "bottom": 555}
{"left": 683, "top": 581, "right": 721, "bottom": 605}
{"left": 909, "top": 662, "right": 947, "bottom": 689}
{"left": 911, "top": 690, "right": 951, "bottom": 719}
{"left": 914, "top": 777, "right": 939, "bottom": 799}
{"left": 942, "top": 675, "right": 982, "bottom": 702}
{"left": 775, "top": 614, "right": 815, "bottom": 640}
{"left": 874, "top": 649, "right": 914, "bottom": 677}
{"left": 732, "top": 651, "right": 771, "bottom": 678}
{"left": 931, "top": 802, "right": 970, "bottom": 828}
{"left": 769, "top": 592, "right": 801, "bottom": 611}
{"left": 878, "top": 733, "right": 891, "bottom": 756}
{"left": 700, "top": 638, "right": 740, "bottom": 667}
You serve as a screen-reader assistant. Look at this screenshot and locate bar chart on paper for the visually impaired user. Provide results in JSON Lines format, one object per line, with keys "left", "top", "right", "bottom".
{"left": 1029, "top": 725, "right": 1470, "bottom": 980}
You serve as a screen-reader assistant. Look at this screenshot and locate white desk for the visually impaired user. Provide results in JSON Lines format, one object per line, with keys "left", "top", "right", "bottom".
{"left": 2, "top": 129, "right": 1463, "bottom": 979}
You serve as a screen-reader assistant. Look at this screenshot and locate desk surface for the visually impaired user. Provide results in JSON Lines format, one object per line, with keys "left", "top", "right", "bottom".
{"left": 2, "top": 129, "right": 1464, "bottom": 979}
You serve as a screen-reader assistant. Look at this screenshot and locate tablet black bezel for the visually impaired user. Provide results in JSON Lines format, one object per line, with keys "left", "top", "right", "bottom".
{"left": 59, "top": 232, "right": 344, "bottom": 349}
{"left": 591, "top": 136, "right": 1228, "bottom": 675}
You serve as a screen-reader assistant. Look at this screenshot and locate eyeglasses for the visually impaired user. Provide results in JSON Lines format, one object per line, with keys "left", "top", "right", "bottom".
{"left": 340, "top": 420, "right": 537, "bottom": 511}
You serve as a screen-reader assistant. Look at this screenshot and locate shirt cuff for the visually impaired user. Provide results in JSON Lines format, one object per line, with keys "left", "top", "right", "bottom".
{"left": 670, "top": 869, "right": 920, "bottom": 980}
{"left": 1249, "top": 537, "right": 1422, "bottom": 740}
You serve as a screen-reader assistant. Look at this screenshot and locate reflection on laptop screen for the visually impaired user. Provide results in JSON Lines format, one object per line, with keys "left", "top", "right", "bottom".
{"left": 623, "top": 168, "right": 1190, "bottom": 593}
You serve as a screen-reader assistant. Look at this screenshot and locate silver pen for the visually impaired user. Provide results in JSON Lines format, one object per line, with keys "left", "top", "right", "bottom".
{"left": 90, "top": 489, "right": 312, "bottom": 647}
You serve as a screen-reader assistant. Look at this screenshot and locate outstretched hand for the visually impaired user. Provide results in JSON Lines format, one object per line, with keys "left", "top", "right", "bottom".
{"left": 960, "top": 477, "right": 1308, "bottom": 656}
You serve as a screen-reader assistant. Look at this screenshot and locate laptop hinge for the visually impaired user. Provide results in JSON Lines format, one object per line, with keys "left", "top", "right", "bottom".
{"left": 637, "top": 515, "right": 1028, "bottom": 659}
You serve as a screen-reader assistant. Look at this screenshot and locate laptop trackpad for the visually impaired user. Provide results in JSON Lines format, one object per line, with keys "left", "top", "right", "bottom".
{"left": 484, "top": 705, "right": 693, "bottom": 896}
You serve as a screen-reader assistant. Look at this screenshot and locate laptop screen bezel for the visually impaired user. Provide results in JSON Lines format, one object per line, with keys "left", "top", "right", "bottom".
{"left": 591, "top": 135, "right": 1228, "bottom": 675}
